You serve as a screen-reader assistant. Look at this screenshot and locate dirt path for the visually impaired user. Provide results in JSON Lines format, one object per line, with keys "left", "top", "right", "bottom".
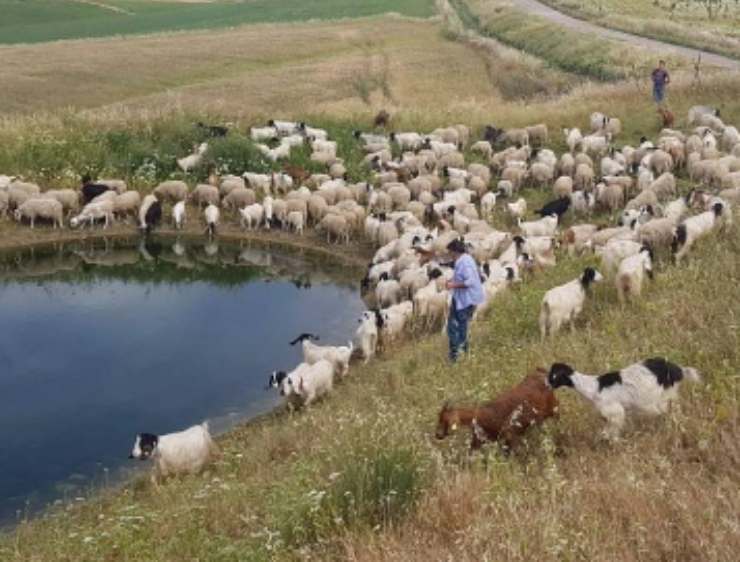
{"left": 509, "top": 0, "right": 740, "bottom": 71}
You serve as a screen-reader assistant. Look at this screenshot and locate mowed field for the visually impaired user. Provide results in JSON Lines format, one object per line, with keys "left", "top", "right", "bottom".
{"left": 0, "top": 0, "right": 435, "bottom": 44}
{"left": 0, "top": 14, "right": 582, "bottom": 117}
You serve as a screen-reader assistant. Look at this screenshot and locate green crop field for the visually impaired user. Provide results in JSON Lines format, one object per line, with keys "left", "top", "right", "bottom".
{"left": 0, "top": 0, "right": 435, "bottom": 44}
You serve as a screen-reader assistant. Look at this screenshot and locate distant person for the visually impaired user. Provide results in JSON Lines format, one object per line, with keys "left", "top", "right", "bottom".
{"left": 445, "top": 239, "right": 484, "bottom": 363}
{"left": 651, "top": 60, "right": 670, "bottom": 105}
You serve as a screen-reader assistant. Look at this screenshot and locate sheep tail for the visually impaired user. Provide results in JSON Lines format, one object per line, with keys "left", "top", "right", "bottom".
{"left": 682, "top": 367, "right": 701, "bottom": 384}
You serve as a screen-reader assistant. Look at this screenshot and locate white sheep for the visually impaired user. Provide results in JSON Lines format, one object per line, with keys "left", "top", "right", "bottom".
{"left": 239, "top": 203, "right": 264, "bottom": 230}
{"left": 190, "top": 184, "right": 220, "bottom": 208}
{"left": 355, "top": 310, "right": 381, "bottom": 363}
{"left": 250, "top": 126, "right": 278, "bottom": 141}
{"left": 480, "top": 191, "right": 497, "bottom": 218}
{"left": 598, "top": 238, "right": 642, "bottom": 275}
{"left": 376, "top": 273, "right": 402, "bottom": 308}
{"left": 280, "top": 359, "right": 334, "bottom": 406}
{"left": 547, "top": 359, "right": 700, "bottom": 439}
{"left": 129, "top": 422, "right": 217, "bottom": 484}
{"left": 615, "top": 246, "right": 653, "bottom": 303}
{"left": 173, "top": 200, "right": 186, "bottom": 229}
{"left": 286, "top": 210, "right": 304, "bottom": 235}
{"left": 539, "top": 267, "right": 603, "bottom": 338}
{"left": 154, "top": 180, "right": 189, "bottom": 203}
{"left": 506, "top": 197, "right": 527, "bottom": 220}
{"left": 203, "top": 204, "right": 219, "bottom": 237}
{"left": 14, "top": 198, "right": 63, "bottom": 229}
{"left": 177, "top": 142, "right": 208, "bottom": 173}
{"left": 112, "top": 191, "right": 141, "bottom": 221}
{"left": 289, "top": 334, "right": 353, "bottom": 377}
{"left": 518, "top": 215, "right": 558, "bottom": 238}
{"left": 672, "top": 202, "right": 724, "bottom": 261}
{"left": 380, "top": 301, "right": 414, "bottom": 345}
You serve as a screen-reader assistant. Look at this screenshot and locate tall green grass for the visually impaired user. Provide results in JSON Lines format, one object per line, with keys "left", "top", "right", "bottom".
{"left": 0, "top": 0, "right": 436, "bottom": 44}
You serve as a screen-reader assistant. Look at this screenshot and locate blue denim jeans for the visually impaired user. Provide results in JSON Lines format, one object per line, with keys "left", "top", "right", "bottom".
{"left": 447, "top": 303, "right": 475, "bottom": 362}
{"left": 653, "top": 85, "right": 665, "bottom": 104}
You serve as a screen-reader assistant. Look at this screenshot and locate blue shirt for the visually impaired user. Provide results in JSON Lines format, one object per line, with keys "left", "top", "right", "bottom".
{"left": 452, "top": 254, "right": 485, "bottom": 310}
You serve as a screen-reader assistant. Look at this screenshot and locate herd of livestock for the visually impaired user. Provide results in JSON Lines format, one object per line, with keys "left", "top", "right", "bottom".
{"left": 2, "top": 105, "right": 737, "bottom": 481}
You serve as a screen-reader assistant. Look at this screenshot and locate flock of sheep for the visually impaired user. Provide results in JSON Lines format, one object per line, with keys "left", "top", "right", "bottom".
{"left": 2, "top": 104, "right": 737, "bottom": 481}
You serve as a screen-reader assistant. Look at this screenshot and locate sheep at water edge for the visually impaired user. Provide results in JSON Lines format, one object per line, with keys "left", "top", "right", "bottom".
{"left": 129, "top": 422, "right": 217, "bottom": 485}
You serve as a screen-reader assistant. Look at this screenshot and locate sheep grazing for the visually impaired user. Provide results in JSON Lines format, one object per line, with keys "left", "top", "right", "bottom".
{"left": 154, "top": 180, "right": 189, "bottom": 203}
{"left": 672, "top": 202, "right": 724, "bottom": 261}
{"left": 70, "top": 199, "right": 115, "bottom": 229}
{"left": 535, "top": 197, "right": 570, "bottom": 221}
{"left": 286, "top": 210, "right": 304, "bottom": 235}
{"left": 129, "top": 422, "right": 217, "bottom": 484}
{"left": 177, "top": 142, "right": 208, "bottom": 173}
{"left": 239, "top": 203, "right": 264, "bottom": 230}
{"left": 289, "top": 333, "right": 353, "bottom": 377}
{"left": 615, "top": 245, "right": 653, "bottom": 303}
{"left": 203, "top": 204, "right": 220, "bottom": 238}
{"left": 539, "top": 267, "right": 603, "bottom": 338}
{"left": 319, "top": 213, "right": 350, "bottom": 244}
{"left": 599, "top": 238, "right": 642, "bottom": 275}
{"left": 14, "top": 198, "right": 63, "bottom": 229}
{"left": 81, "top": 181, "right": 111, "bottom": 205}
{"left": 547, "top": 358, "right": 700, "bottom": 439}
{"left": 279, "top": 359, "right": 335, "bottom": 406}
{"left": 105, "top": 190, "right": 136, "bottom": 219}
{"left": 561, "top": 223, "right": 598, "bottom": 256}
{"left": 435, "top": 368, "right": 558, "bottom": 451}
{"left": 173, "top": 200, "right": 186, "bottom": 229}
{"left": 189, "top": 184, "right": 220, "bottom": 208}
{"left": 518, "top": 215, "right": 558, "bottom": 238}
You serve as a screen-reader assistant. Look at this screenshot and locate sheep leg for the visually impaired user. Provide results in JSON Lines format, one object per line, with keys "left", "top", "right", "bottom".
{"left": 600, "top": 404, "right": 626, "bottom": 440}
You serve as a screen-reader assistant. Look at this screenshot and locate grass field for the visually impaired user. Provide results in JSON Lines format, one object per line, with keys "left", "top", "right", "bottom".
{"left": 0, "top": 0, "right": 435, "bottom": 44}
{"left": 539, "top": 0, "right": 740, "bottom": 59}
{"left": 0, "top": 14, "right": 586, "bottom": 117}
{"left": 0, "top": 105, "right": 738, "bottom": 559}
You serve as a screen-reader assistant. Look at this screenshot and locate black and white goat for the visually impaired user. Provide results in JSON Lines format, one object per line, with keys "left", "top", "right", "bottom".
{"left": 539, "top": 267, "right": 603, "bottom": 338}
{"left": 289, "top": 333, "right": 353, "bottom": 376}
{"left": 129, "top": 422, "right": 217, "bottom": 484}
{"left": 547, "top": 358, "right": 700, "bottom": 439}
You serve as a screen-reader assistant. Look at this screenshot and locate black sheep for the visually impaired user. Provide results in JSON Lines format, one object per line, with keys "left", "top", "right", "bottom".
{"left": 81, "top": 182, "right": 111, "bottom": 205}
{"left": 535, "top": 197, "right": 570, "bottom": 220}
{"left": 144, "top": 201, "right": 162, "bottom": 234}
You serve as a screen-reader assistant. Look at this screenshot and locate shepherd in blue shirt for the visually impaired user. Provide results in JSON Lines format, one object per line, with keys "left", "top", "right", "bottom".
{"left": 445, "top": 239, "right": 484, "bottom": 362}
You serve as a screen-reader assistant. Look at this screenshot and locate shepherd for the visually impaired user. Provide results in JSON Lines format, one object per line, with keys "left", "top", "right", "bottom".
{"left": 651, "top": 60, "right": 670, "bottom": 106}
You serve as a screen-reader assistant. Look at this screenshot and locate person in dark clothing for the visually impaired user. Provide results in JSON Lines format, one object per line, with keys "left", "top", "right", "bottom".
{"left": 651, "top": 60, "right": 670, "bottom": 105}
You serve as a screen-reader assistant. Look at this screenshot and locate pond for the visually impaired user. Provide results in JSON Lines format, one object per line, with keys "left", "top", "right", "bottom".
{"left": 0, "top": 236, "right": 365, "bottom": 525}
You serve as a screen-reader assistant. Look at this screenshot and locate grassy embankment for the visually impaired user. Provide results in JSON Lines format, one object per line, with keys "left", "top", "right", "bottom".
{"left": 0, "top": 0, "right": 435, "bottom": 44}
{"left": 0, "top": 78, "right": 739, "bottom": 559}
{"left": 452, "top": 0, "right": 723, "bottom": 81}
{"left": 538, "top": 0, "right": 740, "bottom": 60}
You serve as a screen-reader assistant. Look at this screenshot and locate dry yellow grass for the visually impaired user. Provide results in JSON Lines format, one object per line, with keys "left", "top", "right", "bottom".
{"left": 0, "top": 16, "right": 510, "bottom": 117}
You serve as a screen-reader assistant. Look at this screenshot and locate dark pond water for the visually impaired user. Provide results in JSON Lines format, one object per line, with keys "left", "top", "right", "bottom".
{"left": 0, "top": 237, "right": 364, "bottom": 524}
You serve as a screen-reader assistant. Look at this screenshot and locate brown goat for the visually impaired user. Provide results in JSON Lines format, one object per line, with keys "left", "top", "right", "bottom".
{"left": 657, "top": 107, "right": 675, "bottom": 129}
{"left": 373, "top": 109, "right": 391, "bottom": 129}
{"left": 436, "top": 369, "right": 558, "bottom": 451}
